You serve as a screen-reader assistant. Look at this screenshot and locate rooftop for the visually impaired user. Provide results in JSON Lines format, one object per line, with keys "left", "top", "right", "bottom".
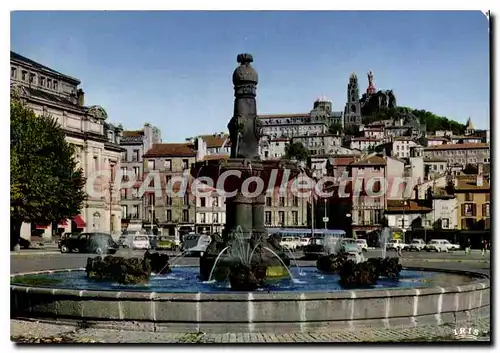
{"left": 424, "top": 143, "right": 489, "bottom": 151}
{"left": 144, "top": 143, "right": 196, "bottom": 158}
{"left": 203, "top": 154, "right": 230, "bottom": 161}
{"left": 258, "top": 113, "right": 310, "bottom": 119}
{"left": 11, "top": 51, "right": 80, "bottom": 84}
{"left": 122, "top": 130, "right": 144, "bottom": 137}
{"left": 386, "top": 200, "right": 433, "bottom": 213}
{"left": 455, "top": 176, "right": 490, "bottom": 191}
{"left": 199, "top": 134, "right": 231, "bottom": 148}
{"left": 351, "top": 137, "right": 380, "bottom": 142}
{"left": 350, "top": 155, "right": 386, "bottom": 167}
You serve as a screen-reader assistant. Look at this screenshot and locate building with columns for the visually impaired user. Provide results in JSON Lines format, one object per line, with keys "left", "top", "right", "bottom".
{"left": 10, "top": 51, "right": 124, "bottom": 241}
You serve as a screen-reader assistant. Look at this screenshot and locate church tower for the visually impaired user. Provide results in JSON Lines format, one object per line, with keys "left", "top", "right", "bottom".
{"left": 465, "top": 117, "right": 475, "bottom": 136}
{"left": 344, "top": 73, "right": 362, "bottom": 126}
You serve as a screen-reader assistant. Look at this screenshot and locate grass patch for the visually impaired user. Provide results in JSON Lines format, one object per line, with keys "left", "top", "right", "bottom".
{"left": 11, "top": 275, "right": 62, "bottom": 286}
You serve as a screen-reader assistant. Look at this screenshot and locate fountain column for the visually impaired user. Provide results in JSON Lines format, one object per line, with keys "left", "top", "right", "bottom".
{"left": 223, "top": 53, "right": 265, "bottom": 241}
{"left": 251, "top": 189, "right": 267, "bottom": 241}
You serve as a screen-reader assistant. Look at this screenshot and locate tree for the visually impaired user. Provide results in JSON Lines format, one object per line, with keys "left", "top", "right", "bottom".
{"left": 328, "top": 122, "right": 343, "bottom": 135}
{"left": 463, "top": 164, "right": 478, "bottom": 175}
{"left": 360, "top": 106, "right": 466, "bottom": 135}
{"left": 285, "top": 142, "right": 310, "bottom": 162}
{"left": 10, "top": 99, "right": 86, "bottom": 250}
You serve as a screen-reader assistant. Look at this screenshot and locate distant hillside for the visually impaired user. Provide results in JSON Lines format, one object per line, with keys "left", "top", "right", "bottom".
{"left": 362, "top": 107, "right": 466, "bottom": 135}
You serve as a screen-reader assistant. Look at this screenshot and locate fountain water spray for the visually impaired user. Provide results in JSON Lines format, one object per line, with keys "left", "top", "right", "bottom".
{"left": 379, "top": 227, "right": 391, "bottom": 259}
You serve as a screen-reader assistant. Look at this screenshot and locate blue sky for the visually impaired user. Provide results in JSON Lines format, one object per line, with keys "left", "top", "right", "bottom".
{"left": 11, "top": 11, "right": 489, "bottom": 142}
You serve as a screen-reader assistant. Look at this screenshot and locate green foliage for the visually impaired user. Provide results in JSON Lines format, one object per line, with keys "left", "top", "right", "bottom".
{"left": 362, "top": 106, "right": 466, "bottom": 135}
{"left": 285, "top": 141, "right": 310, "bottom": 162}
{"left": 10, "top": 99, "right": 86, "bottom": 226}
{"left": 328, "top": 122, "right": 343, "bottom": 135}
{"left": 463, "top": 164, "right": 479, "bottom": 175}
{"left": 408, "top": 107, "right": 466, "bottom": 135}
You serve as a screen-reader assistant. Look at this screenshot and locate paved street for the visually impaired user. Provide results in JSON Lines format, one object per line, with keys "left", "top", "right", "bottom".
{"left": 10, "top": 317, "right": 491, "bottom": 343}
{"left": 10, "top": 248, "right": 491, "bottom": 275}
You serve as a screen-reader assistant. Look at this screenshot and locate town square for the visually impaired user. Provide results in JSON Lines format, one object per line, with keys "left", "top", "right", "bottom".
{"left": 9, "top": 10, "right": 490, "bottom": 344}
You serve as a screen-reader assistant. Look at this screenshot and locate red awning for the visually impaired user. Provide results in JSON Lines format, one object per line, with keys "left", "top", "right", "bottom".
{"left": 58, "top": 219, "right": 68, "bottom": 227}
{"left": 35, "top": 224, "right": 49, "bottom": 230}
{"left": 72, "top": 215, "right": 86, "bottom": 228}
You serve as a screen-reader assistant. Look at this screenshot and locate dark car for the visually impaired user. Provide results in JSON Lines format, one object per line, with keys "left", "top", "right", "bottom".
{"left": 19, "top": 237, "right": 31, "bottom": 249}
{"left": 303, "top": 237, "right": 325, "bottom": 259}
{"left": 59, "top": 232, "right": 118, "bottom": 254}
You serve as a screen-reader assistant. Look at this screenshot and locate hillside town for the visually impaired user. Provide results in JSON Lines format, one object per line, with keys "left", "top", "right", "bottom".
{"left": 11, "top": 50, "right": 491, "bottom": 250}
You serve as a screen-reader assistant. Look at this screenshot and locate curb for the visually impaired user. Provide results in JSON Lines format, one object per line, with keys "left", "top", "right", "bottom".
{"left": 402, "top": 258, "right": 490, "bottom": 264}
{"left": 11, "top": 251, "right": 61, "bottom": 256}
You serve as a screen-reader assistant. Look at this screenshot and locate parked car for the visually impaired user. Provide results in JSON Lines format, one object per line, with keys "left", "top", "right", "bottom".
{"left": 355, "top": 239, "right": 368, "bottom": 252}
{"left": 182, "top": 233, "right": 211, "bottom": 257}
{"left": 59, "top": 232, "right": 118, "bottom": 254}
{"left": 19, "top": 237, "right": 31, "bottom": 249}
{"left": 408, "top": 239, "right": 426, "bottom": 252}
{"left": 298, "top": 237, "right": 310, "bottom": 250}
{"left": 280, "top": 236, "right": 301, "bottom": 251}
{"left": 303, "top": 237, "right": 325, "bottom": 259}
{"left": 426, "top": 239, "right": 460, "bottom": 252}
{"left": 156, "top": 235, "right": 178, "bottom": 251}
{"left": 340, "top": 238, "right": 361, "bottom": 255}
{"left": 386, "top": 239, "right": 409, "bottom": 251}
{"left": 132, "top": 234, "right": 151, "bottom": 250}
{"left": 118, "top": 234, "right": 131, "bottom": 248}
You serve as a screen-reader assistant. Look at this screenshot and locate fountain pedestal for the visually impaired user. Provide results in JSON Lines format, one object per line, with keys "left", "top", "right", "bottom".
{"left": 194, "top": 54, "right": 299, "bottom": 287}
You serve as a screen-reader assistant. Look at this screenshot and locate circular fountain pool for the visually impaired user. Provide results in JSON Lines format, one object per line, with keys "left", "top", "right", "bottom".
{"left": 11, "top": 266, "right": 467, "bottom": 293}
{"left": 11, "top": 266, "right": 489, "bottom": 333}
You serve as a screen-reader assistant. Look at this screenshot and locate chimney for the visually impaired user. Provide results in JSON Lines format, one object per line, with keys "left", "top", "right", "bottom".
{"left": 77, "top": 89, "right": 85, "bottom": 106}
{"left": 477, "top": 163, "right": 484, "bottom": 186}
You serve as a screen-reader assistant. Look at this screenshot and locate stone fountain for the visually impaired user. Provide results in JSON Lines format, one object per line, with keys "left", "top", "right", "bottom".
{"left": 193, "top": 54, "right": 298, "bottom": 289}
{"left": 10, "top": 53, "right": 490, "bottom": 333}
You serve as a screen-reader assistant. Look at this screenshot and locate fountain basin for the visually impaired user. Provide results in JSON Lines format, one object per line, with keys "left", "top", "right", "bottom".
{"left": 11, "top": 266, "right": 489, "bottom": 333}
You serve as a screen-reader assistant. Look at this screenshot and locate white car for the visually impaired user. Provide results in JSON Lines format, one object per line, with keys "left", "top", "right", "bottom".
{"left": 386, "top": 239, "right": 408, "bottom": 251}
{"left": 280, "top": 236, "right": 301, "bottom": 251}
{"left": 408, "top": 239, "right": 426, "bottom": 252}
{"left": 426, "top": 239, "right": 460, "bottom": 252}
{"left": 355, "top": 239, "right": 368, "bottom": 252}
{"left": 132, "top": 235, "right": 150, "bottom": 250}
{"left": 340, "top": 238, "right": 362, "bottom": 255}
{"left": 299, "top": 237, "right": 310, "bottom": 249}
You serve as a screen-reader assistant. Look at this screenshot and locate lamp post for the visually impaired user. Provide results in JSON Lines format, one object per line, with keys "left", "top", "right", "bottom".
{"left": 323, "top": 198, "right": 328, "bottom": 229}
{"left": 109, "top": 179, "right": 113, "bottom": 234}
{"left": 151, "top": 203, "right": 154, "bottom": 235}
{"left": 211, "top": 196, "right": 215, "bottom": 234}
{"left": 346, "top": 213, "right": 352, "bottom": 238}
{"left": 402, "top": 199, "right": 408, "bottom": 242}
{"left": 311, "top": 172, "right": 317, "bottom": 237}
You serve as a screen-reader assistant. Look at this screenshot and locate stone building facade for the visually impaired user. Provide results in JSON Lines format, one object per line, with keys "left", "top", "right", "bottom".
{"left": 423, "top": 143, "right": 490, "bottom": 169}
{"left": 264, "top": 188, "right": 309, "bottom": 228}
{"left": 291, "top": 133, "right": 342, "bottom": 156}
{"left": 119, "top": 123, "right": 161, "bottom": 226}
{"left": 10, "top": 51, "right": 124, "bottom": 240}
{"left": 142, "top": 143, "right": 197, "bottom": 236}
